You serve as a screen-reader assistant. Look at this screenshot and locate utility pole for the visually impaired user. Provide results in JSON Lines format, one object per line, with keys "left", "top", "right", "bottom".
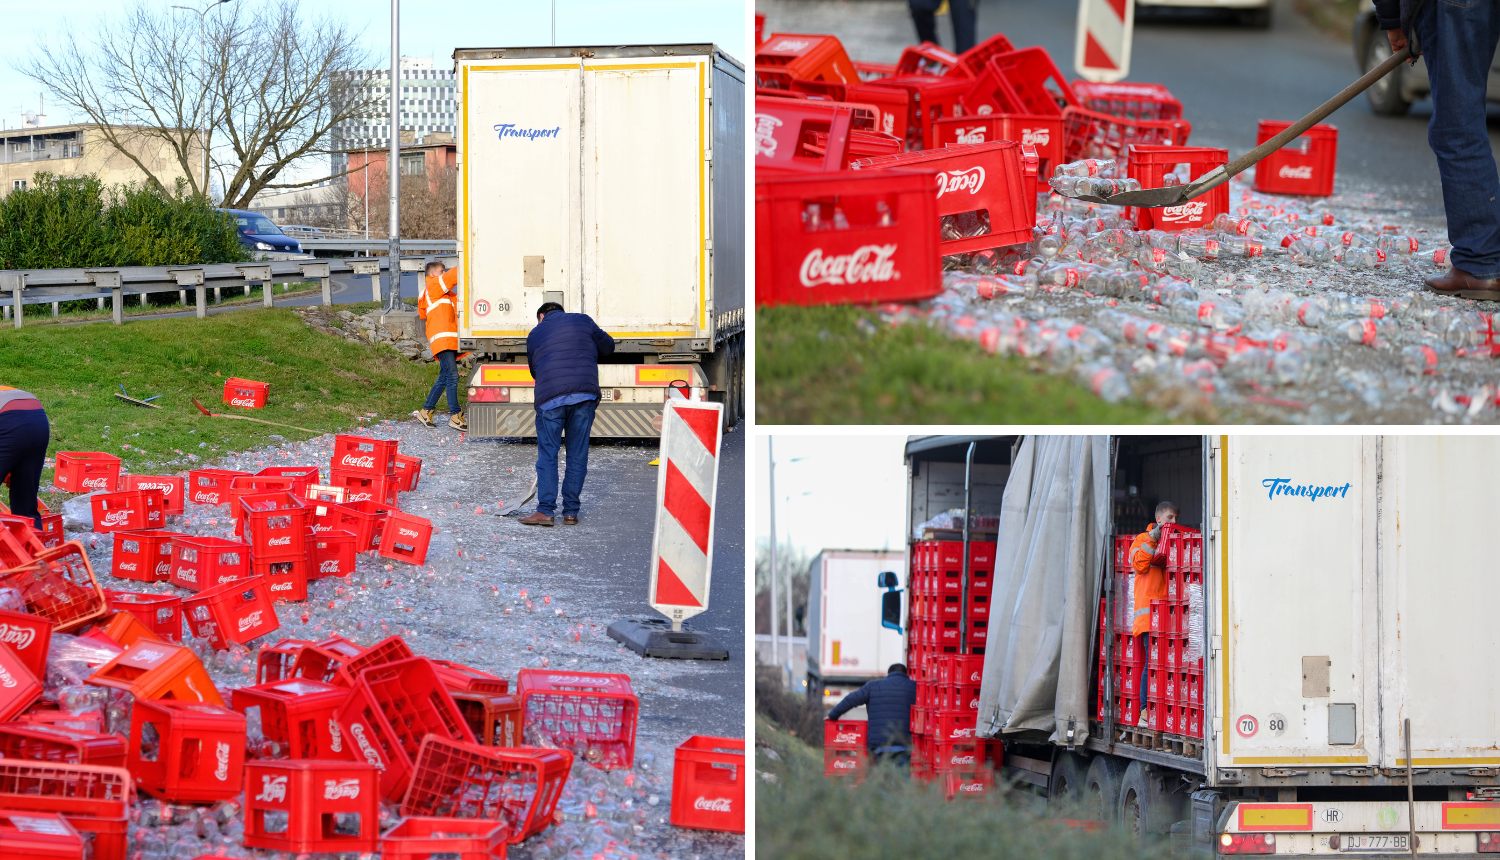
{"left": 552, "top": 0, "right": 556, "bottom": 45}
{"left": 768, "top": 437, "right": 780, "bottom": 674}
{"left": 171, "top": 0, "right": 232, "bottom": 197}
{"left": 385, "top": 0, "right": 402, "bottom": 311}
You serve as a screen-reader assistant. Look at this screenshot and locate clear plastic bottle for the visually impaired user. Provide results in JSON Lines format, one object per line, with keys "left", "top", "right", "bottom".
{"left": 1216, "top": 235, "right": 1266, "bottom": 258}
{"left": 1377, "top": 234, "right": 1422, "bottom": 255}
{"left": 1171, "top": 298, "right": 1244, "bottom": 331}
{"left": 1337, "top": 318, "right": 1395, "bottom": 346}
{"left": 1078, "top": 362, "right": 1132, "bottom": 403}
{"left": 1444, "top": 311, "right": 1492, "bottom": 349}
{"left": 1337, "top": 246, "right": 1387, "bottom": 268}
{"left": 1402, "top": 343, "right": 1442, "bottom": 376}
{"left": 1054, "top": 158, "right": 1117, "bottom": 178}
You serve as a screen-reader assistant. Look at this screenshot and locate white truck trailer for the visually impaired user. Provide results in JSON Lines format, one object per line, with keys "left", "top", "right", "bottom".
{"left": 894, "top": 435, "right": 1500, "bottom": 858}
{"left": 450, "top": 45, "right": 745, "bottom": 438}
{"left": 805, "top": 549, "right": 908, "bottom": 701}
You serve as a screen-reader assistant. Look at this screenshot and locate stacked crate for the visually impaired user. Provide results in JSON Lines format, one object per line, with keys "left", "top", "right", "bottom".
{"left": 907, "top": 539, "right": 999, "bottom": 798}
{"left": 1131, "top": 526, "right": 1204, "bottom": 740}
{"left": 1098, "top": 537, "right": 1141, "bottom": 726}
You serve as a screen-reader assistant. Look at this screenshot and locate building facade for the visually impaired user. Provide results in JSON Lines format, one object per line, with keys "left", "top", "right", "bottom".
{"left": 330, "top": 56, "right": 456, "bottom": 176}
{"left": 0, "top": 123, "right": 201, "bottom": 197}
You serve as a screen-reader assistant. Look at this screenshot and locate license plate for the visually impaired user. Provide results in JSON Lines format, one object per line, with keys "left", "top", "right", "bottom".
{"left": 1341, "top": 834, "right": 1409, "bottom": 851}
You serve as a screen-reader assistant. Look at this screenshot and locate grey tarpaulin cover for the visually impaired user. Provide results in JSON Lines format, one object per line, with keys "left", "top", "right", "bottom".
{"left": 975, "top": 435, "right": 1109, "bottom": 746}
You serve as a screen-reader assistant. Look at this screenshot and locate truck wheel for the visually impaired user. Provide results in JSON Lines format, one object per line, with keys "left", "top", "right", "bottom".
{"left": 1118, "top": 760, "right": 1187, "bottom": 840}
{"left": 1049, "top": 751, "right": 1088, "bottom": 812}
{"left": 1364, "top": 28, "right": 1412, "bottom": 116}
{"left": 733, "top": 335, "right": 746, "bottom": 425}
{"left": 1084, "top": 754, "right": 1126, "bottom": 822}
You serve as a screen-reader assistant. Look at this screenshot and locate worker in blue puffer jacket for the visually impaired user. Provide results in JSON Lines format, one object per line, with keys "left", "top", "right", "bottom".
{"left": 827, "top": 664, "right": 919, "bottom": 769}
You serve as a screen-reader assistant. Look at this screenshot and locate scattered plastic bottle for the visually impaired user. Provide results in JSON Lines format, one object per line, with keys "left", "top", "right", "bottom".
{"left": 1079, "top": 362, "right": 1132, "bottom": 403}
{"left": 1378, "top": 234, "right": 1422, "bottom": 255}
{"left": 1402, "top": 344, "right": 1442, "bottom": 376}
{"left": 1337, "top": 246, "right": 1387, "bottom": 268}
{"left": 1338, "top": 318, "right": 1395, "bottom": 346}
{"left": 1171, "top": 298, "right": 1244, "bottom": 331}
{"left": 1054, "top": 158, "right": 1117, "bottom": 178}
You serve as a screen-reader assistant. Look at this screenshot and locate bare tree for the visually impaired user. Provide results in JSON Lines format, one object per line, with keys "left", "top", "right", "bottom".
{"left": 346, "top": 160, "right": 457, "bottom": 240}
{"left": 19, "top": 0, "right": 376, "bottom": 206}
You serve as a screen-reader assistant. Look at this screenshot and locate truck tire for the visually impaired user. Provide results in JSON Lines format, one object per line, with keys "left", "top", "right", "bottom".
{"left": 1118, "top": 760, "right": 1187, "bottom": 840}
{"left": 1364, "top": 28, "right": 1412, "bottom": 116}
{"left": 1049, "top": 751, "right": 1088, "bottom": 812}
{"left": 734, "top": 334, "right": 746, "bottom": 423}
{"left": 1084, "top": 754, "right": 1127, "bottom": 822}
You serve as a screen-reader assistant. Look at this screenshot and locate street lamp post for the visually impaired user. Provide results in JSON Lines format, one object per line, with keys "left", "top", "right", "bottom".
{"left": 170, "top": 0, "right": 232, "bottom": 198}
{"left": 385, "top": 0, "right": 402, "bottom": 311}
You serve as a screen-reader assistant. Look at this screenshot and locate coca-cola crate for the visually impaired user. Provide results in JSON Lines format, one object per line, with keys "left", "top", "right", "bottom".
{"left": 223, "top": 378, "right": 269, "bottom": 409}
{"left": 0, "top": 543, "right": 108, "bottom": 633}
{"left": 0, "top": 641, "right": 41, "bottom": 721}
{"left": 669, "top": 736, "right": 744, "bottom": 833}
{"left": 0, "top": 523, "right": 38, "bottom": 570}
{"left": 104, "top": 590, "right": 183, "bottom": 642}
{"left": 930, "top": 710, "right": 979, "bottom": 744}
{"left": 392, "top": 455, "right": 422, "bottom": 492}
{"left": 400, "top": 737, "right": 572, "bottom": 843}
{"left": 254, "top": 559, "right": 307, "bottom": 603}
{"left": 432, "top": 660, "right": 509, "bottom": 695}
{"left": 1149, "top": 599, "right": 1179, "bottom": 635}
{"left": 1126, "top": 144, "right": 1229, "bottom": 232}
{"left": 337, "top": 635, "right": 414, "bottom": 686}
{"left": 1061, "top": 106, "right": 1192, "bottom": 168}
{"left": 182, "top": 575, "right": 279, "bottom": 650}
{"left": 377, "top": 511, "right": 433, "bottom": 566}
{"left": 20, "top": 713, "right": 105, "bottom": 734}
{"left": 86, "top": 640, "right": 222, "bottom": 706}
{"left": 0, "top": 608, "right": 50, "bottom": 681}
{"left": 895, "top": 41, "right": 958, "bottom": 77}
{"left": 451, "top": 692, "right": 521, "bottom": 748}
{"left": 823, "top": 747, "right": 866, "bottom": 779}
{"left": 930, "top": 738, "right": 983, "bottom": 773}
{"left": 35, "top": 510, "right": 62, "bottom": 550}
{"left": 231, "top": 677, "right": 352, "bottom": 759}
{"left": 754, "top": 100, "right": 856, "bottom": 173}
{"left": 99, "top": 611, "right": 156, "bottom": 648}
{"left": 238, "top": 492, "right": 308, "bottom": 562}
{"left": 0, "top": 810, "right": 86, "bottom": 860}
{"left": 824, "top": 720, "right": 866, "bottom": 750}
{"left": 328, "top": 470, "right": 400, "bottom": 507}
{"left": 309, "top": 529, "right": 357, "bottom": 580}
{"left": 1146, "top": 697, "right": 1166, "bottom": 731}
{"left": 118, "top": 476, "right": 186, "bottom": 516}
{"left": 127, "top": 700, "right": 244, "bottom": 802}
{"left": 169, "top": 536, "right": 248, "bottom": 592}
{"left": 110, "top": 530, "right": 182, "bottom": 583}
{"left": 0, "top": 761, "right": 131, "bottom": 860}
{"left": 517, "top": 669, "right": 638, "bottom": 770}
{"left": 243, "top": 760, "right": 380, "bottom": 853}
{"left": 1071, "top": 80, "right": 1183, "bottom": 121}
{"left": 228, "top": 477, "right": 296, "bottom": 530}
{"left": 755, "top": 33, "right": 858, "bottom": 87}
{"left": 943, "top": 768, "right": 996, "bottom": 800}
{"left": 1254, "top": 120, "right": 1337, "bottom": 197}
{"left": 1183, "top": 670, "right": 1202, "bottom": 706}
{"left": 932, "top": 114, "right": 1061, "bottom": 192}
{"left": 306, "top": 484, "right": 346, "bottom": 505}
{"left": 932, "top": 654, "right": 984, "bottom": 686}
{"left": 185, "top": 469, "right": 250, "bottom": 507}
{"left": 331, "top": 435, "right": 398, "bottom": 477}
{"left": 285, "top": 643, "right": 348, "bottom": 685}
{"left": 963, "top": 48, "right": 1078, "bottom": 118}
{"left": 950, "top": 33, "right": 1018, "bottom": 80}
{"left": 254, "top": 466, "right": 320, "bottom": 499}
{"left": 870, "top": 75, "right": 969, "bottom": 149}
{"left": 1115, "top": 663, "right": 1140, "bottom": 699}
{"left": 785, "top": 79, "right": 912, "bottom": 141}
{"left": 859, "top": 142, "right": 1039, "bottom": 254}
{"left": 255, "top": 638, "right": 313, "bottom": 684}
{"left": 756, "top": 169, "right": 941, "bottom": 307}
{"left": 1184, "top": 705, "right": 1203, "bottom": 738}
{"left": 89, "top": 490, "right": 165, "bottom": 533}
{"left": 1116, "top": 631, "right": 1143, "bottom": 665}
{"left": 315, "top": 500, "right": 391, "bottom": 552}
{"left": 380, "top": 818, "right": 509, "bottom": 860}
{"left": 51, "top": 453, "right": 120, "bottom": 494}
{"left": 336, "top": 658, "right": 474, "bottom": 800}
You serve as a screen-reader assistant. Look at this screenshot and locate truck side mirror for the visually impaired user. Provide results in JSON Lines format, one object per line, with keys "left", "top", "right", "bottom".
{"left": 877, "top": 570, "right": 898, "bottom": 589}
{"left": 878, "top": 570, "right": 902, "bottom": 634}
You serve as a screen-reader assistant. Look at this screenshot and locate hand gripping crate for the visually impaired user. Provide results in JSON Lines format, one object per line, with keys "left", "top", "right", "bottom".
{"left": 118, "top": 476, "right": 186, "bottom": 516}
{"left": 51, "top": 453, "right": 120, "bottom": 494}
{"left": 332, "top": 435, "right": 398, "bottom": 477}
{"left": 227, "top": 477, "right": 296, "bottom": 530}
{"left": 378, "top": 511, "right": 433, "bottom": 566}
{"left": 756, "top": 169, "right": 942, "bottom": 308}
{"left": 0, "top": 811, "right": 85, "bottom": 860}
{"left": 85, "top": 641, "right": 223, "bottom": 706}
{"left": 169, "top": 536, "right": 248, "bottom": 592}
{"left": 380, "top": 817, "right": 510, "bottom": 860}
{"left": 328, "top": 471, "right": 399, "bottom": 507}
{"left": 853, "top": 141, "right": 1039, "bottom": 256}
{"left": 310, "top": 529, "right": 357, "bottom": 580}
{"left": 0, "top": 543, "right": 107, "bottom": 634}
{"left": 754, "top": 100, "right": 856, "bottom": 173}
{"left": 932, "top": 113, "right": 1062, "bottom": 192}
{"left": 1126, "top": 144, "right": 1229, "bottom": 232}
{"left": 755, "top": 33, "right": 858, "bottom": 87}
{"left": 516, "top": 669, "right": 639, "bottom": 770}
{"left": 182, "top": 575, "right": 279, "bottom": 650}
{"left": 670, "top": 736, "right": 744, "bottom": 833}
{"left": 1254, "top": 120, "right": 1338, "bottom": 196}
{"left": 393, "top": 454, "right": 422, "bottom": 492}
{"left": 126, "top": 700, "right": 244, "bottom": 802}
{"left": 1061, "top": 106, "right": 1192, "bottom": 169}
{"left": 963, "top": 48, "right": 1079, "bottom": 118}
{"left": 243, "top": 760, "right": 380, "bottom": 853}
{"left": 255, "top": 559, "right": 308, "bottom": 603}
{"left": 0, "top": 608, "right": 50, "bottom": 681}
{"left": 1072, "top": 80, "right": 1183, "bottom": 121}
{"left": 231, "top": 677, "right": 353, "bottom": 760}
{"left": 223, "top": 378, "right": 269, "bottom": 409}
{"left": 824, "top": 719, "right": 867, "bottom": 751}
{"left": 0, "top": 761, "right": 132, "bottom": 860}
{"left": 88, "top": 490, "right": 165, "bottom": 533}
{"left": 399, "top": 736, "right": 573, "bottom": 844}
{"left": 336, "top": 657, "right": 475, "bottom": 801}
{"left": 110, "top": 530, "right": 184, "bottom": 583}
{"left": 254, "top": 466, "right": 320, "bottom": 498}
{"left": 104, "top": 590, "right": 183, "bottom": 642}
{"left": 184, "top": 469, "right": 249, "bottom": 507}
{"left": 238, "top": 491, "right": 308, "bottom": 561}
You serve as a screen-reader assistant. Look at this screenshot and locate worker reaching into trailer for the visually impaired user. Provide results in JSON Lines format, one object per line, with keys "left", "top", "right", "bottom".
{"left": 825, "top": 663, "right": 918, "bottom": 770}
{"left": 1129, "top": 501, "right": 1178, "bottom": 726}
{"left": 416, "top": 261, "right": 467, "bottom": 432}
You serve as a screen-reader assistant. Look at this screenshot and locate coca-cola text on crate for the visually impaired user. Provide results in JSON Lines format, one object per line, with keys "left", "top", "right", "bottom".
{"left": 1126, "top": 144, "right": 1229, "bottom": 232}
{"left": 754, "top": 100, "right": 856, "bottom": 173}
{"left": 120, "top": 475, "right": 186, "bottom": 516}
{"left": 187, "top": 469, "right": 250, "bottom": 507}
{"left": 0, "top": 608, "right": 51, "bottom": 682}
{"left": 222, "top": 378, "right": 269, "bottom": 409}
{"left": 669, "top": 736, "right": 745, "bottom": 833}
{"left": 52, "top": 452, "right": 121, "bottom": 494}
{"left": 931, "top": 114, "right": 1061, "bottom": 192}
{"left": 1253, "top": 120, "right": 1338, "bottom": 197}
{"left": 755, "top": 33, "right": 859, "bottom": 88}
{"left": 331, "top": 435, "right": 398, "bottom": 476}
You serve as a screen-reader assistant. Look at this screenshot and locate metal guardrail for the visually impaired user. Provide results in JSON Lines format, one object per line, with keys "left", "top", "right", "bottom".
{"left": 0, "top": 253, "right": 459, "bottom": 328}
{"left": 298, "top": 238, "right": 457, "bottom": 253}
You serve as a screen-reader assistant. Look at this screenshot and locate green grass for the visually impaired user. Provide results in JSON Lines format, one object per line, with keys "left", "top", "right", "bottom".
{"left": 756, "top": 305, "right": 1171, "bottom": 424}
{"left": 0, "top": 305, "right": 434, "bottom": 485}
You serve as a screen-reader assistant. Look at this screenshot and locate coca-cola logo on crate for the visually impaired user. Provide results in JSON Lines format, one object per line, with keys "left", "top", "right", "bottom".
{"left": 693, "top": 797, "right": 733, "bottom": 812}
{"left": 0, "top": 665, "right": 15, "bottom": 689}
{"left": 255, "top": 775, "right": 288, "bottom": 803}
{"left": 324, "top": 778, "right": 361, "bottom": 800}
{"left": 319, "top": 560, "right": 341, "bottom": 574}
{"left": 1021, "top": 128, "right": 1050, "bottom": 147}
{"left": 0, "top": 625, "right": 36, "bottom": 651}
{"left": 935, "top": 167, "right": 985, "bottom": 197}
{"left": 117, "top": 562, "right": 137, "bottom": 572}
{"left": 834, "top": 731, "right": 860, "bottom": 745}
{"left": 350, "top": 723, "right": 384, "bottom": 768}
{"left": 953, "top": 126, "right": 986, "bottom": 144}
{"left": 214, "top": 742, "right": 231, "bottom": 780}
{"left": 754, "top": 114, "right": 783, "bottom": 158}
{"left": 270, "top": 582, "right": 293, "bottom": 592}
{"left": 1279, "top": 165, "right": 1313, "bottom": 179}
{"left": 327, "top": 718, "right": 343, "bottom": 752}
{"left": 237, "top": 611, "right": 263, "bottom": 632}
{"left": 768, "top": 38, "right": 811, "bottom": 53}
{"left": 1159, "top": 201, "right": 1208, "bottom": 223}
{"left": 228, "top": 398, "right": 258, "bottom": 408}
{"left": 136, "top": 481, "right": 175, "bottom": 495}
{"left": 81, "top": 477, "right": 110, "bottom": 489}
{"left": 799, "top": 245, "right": 899, "bottom": 289}
{"left": 100, "top": 510, "right": 132, "bottom": 527}
{"left": 341, "top": 455, "right": 377, "bottom": 469}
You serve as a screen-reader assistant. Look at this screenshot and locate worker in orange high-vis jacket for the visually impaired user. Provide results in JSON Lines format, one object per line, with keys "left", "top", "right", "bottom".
{"left": 416, "top": 261, "right": 466, "bottom": 431}
{"left": 1128, "top": 500, "right": 1179, "bottom": 726}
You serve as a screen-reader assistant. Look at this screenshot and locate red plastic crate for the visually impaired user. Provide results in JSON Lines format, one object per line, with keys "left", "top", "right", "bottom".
{"left": 337, "top": 635, "right": 414, "bottom": 686}
{"left": 0, "top": 641, "right": 42, "bottom": 721}
{"left": 0, "top": 761, "right": 131, "bottom": 860}
{"left": 332, "top": 435, "right": 398, "bottom": 477}
{"left": 231, "top": 677, "right": 353, "bottom": 760}
{"left": 328, "top": 471, "right": 399, "bottom": 507}
{"left": 169, "top": 536, "right": 248, "bottom": 592}
{"left": 254, "top": 466, "right": 320, "bottom": 499}
{"left": 185, "top": 469, "right": 250, "bottom": 507}
{"left": 243, "top": 760, "right": 380, "bottom": 853}
{"left": 227, "top": 477, "right": 296, "bottom": 528}
{"left": 449, "top": 693, "right": 521, "bottom": 748}
{"left": 1072, "top": 80, "right": 1183, "bottom": 121}
{"left": 110, "top": 530, "right": 183, "bottom": 583}
{"left": 381, "top": 818, "right": 509, "bottom": 860}
{"left": 118, "top": 476, "right": 186, "bottom": 516}
{"left": 0, "top": 543, "right": 108, "bottom": 634}
{"left": 824, "top": 720, "right": 866, "bottom": 750}
{"left": 754, "top": 13, "right": 764, "bottom": 46}
{"left": 392, "top": 455, "right": 422, "bottom": 492}
{"left": 785, "top": 80, "right": 912, "bottom": 142}
{"left": 99, "top": 612, "right": 156, "bottom": 648}
{"left": 35, "top": 512, "right": 62, "bottom": 550}
{"left": 931, "top": 738, "right": 982, "bottom": 773}
{"left": 89, "top": 490, "right": 165, "bottom": 533}
{"left": 336, "top": 658, "right": 474, "bottom": 800}
{"left": 238, "top": 492, "right": 308, "bottom": 562}
{"left": 929, "top": 711, "right": 979, "bottom": 744}
{"left": 127, "top": 700, "right": 244, "bottom": 802}
{"left": 104, "top": 590, "right": 183, "bottom": 642}
{"left": 670, "top": 736, "right": 744, "bottom": 833}
{"left": 400, "top": 737, "right": 572, "bottom": 843}
{"left": 86, "top": 640, "right": 222, "bottom": 706}
{"left": 223, "top": 378, "right": 269, "bottom": 409}
{"left": 0, "top": 517, "right": 43, "bottom": 569}
{"left": 51, "top": 453, "right": 120, "bottom": 494}
{"left": 755, "top": 99, "right": 855, "bottom": 173}
{"left": 310, "top": 529, "right": 357, "bottom": 580}
{"left": 312, "top": 500, "right": 391, "bottom": 552}
{"left": 756, "top": 33, "right": 858, "bottom": 86}
{"left": 949, "top": 33, "right": 1018, "bottom": 80}
{"left": 432, "top": 661, "right": 509, "bottom": 696}
{"left": 943, "top": 768, "right": 996, "bottom": 800}
{"left": 895, "top": 41, "right": 958, "bottom": 78}
{"left": 963, "top": 48, "right": 1078, "bottom": 118}
{"left": 0, "top": 810, "right": 84, "bottom": 860}
{"left": 870, "top": 75, "right": 969, "bottom": 149}
{"left": 1126, "top": 144, "right": 1229, "bottom": 232}
{"left": 755, "top": 169, "right": 942, "bottom": 307}
{"left": 182, "top": 575, "right": 279, "bottom": 650}
{"left": 1061, "top": 106, "right": 1192, "bottom": 167}
{"left": 1254, "top": 119, "right": 1338, "bottom": 196}
{"left": 305, "top": 484, "right": 346, "bottom": 505}
{"left": 378, "top": 511, "right": 433, "bottom": 566}
{"left": 254, "top": 559, "right": 307, "bottom": 603}
{"left": 255, "top": 638, "right": 313, "bottom": 684}
{"left": 516, "top": 669, "right": 638, "bottom": 770}
{"left": 932, "top": 113, "right": 1061, "bottom": 192}
{"left": 824, "top": 747, "right": 867, "bottom": 780}
{"left": 0, "top": 608, "right": 51, "bottom": 681}
{"left": 19, "top": 713, "right": 105, "bottom": 734}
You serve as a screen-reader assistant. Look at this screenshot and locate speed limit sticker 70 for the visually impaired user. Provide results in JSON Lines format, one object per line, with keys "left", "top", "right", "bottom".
{"left": 1236, "top": 714, "right": 1259, "bottom": 738}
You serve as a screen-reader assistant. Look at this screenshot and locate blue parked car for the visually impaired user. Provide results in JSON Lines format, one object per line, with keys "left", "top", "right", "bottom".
{"left": 219, "top": 209, "right": 301, "bottom": 253}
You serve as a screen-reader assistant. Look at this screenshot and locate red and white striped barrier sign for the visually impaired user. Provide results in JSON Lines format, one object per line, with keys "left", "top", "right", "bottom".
{"left": 1074, "top": 0, "right": 1135, "bottom": 84}
{"left": 648, "top": 399, "right": 723, "bottom": 629}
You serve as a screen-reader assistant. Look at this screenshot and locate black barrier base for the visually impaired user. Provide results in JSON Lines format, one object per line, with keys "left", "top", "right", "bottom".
{"left": 606, "top": 617, "right": 729, "bottom": 660}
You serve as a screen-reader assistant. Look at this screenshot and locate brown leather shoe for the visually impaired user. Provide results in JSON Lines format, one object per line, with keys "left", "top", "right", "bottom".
{"left": 563, "top": 516, "right": 579, "bottom": 525}
{"left": 518, "top": 511, "right": 555, "bottom": 527}
{"left": 1425, "top": 267, "right": 1500, "bottom": 301}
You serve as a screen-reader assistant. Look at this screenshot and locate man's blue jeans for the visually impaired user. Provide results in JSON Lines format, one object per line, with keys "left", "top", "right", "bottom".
{"left": 535, "top": 398, "right": 598, "bottom": 517}
{"left": 423, "top": 350, "right": 460, "bottom": 414}
{"left": 1415, "top": 0, "right": 1500, "bottom": 277}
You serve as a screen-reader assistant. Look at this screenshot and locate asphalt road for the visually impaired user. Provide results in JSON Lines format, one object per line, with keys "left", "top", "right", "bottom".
{"left": 759, "top": 0, "right": 1500, "bottom": 228}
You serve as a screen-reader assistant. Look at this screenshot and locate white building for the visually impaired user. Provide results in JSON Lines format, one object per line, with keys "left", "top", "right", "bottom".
{"left": 330, "top": 56, "right": 455, "bottom": 175}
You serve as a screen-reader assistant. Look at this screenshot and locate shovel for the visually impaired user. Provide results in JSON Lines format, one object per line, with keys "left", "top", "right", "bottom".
{"left": 190, "top": 397, "right": 322, "bottom": 435}
{"left": 1073, "top": 45, "right": 1413, "bottom": 207}
{"left": 494, "top": 477, "right": 538, "bottom": 516}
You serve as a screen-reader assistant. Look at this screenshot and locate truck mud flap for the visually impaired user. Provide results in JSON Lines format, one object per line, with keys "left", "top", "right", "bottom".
{"left": 469, "top": 402, "right": 664, "bottom": 439}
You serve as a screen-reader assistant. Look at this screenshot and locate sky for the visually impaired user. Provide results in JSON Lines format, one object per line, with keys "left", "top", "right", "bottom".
{"left": 754, "top": 435, "right": 910, "bottom": 559}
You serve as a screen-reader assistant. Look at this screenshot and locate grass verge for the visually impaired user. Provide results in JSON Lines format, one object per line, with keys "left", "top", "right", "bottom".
{"left": 756, "top": 304, "right": 1171, "bottom": 424}
{"left": 0, "top": 305, "right": 437, "bottom": 489}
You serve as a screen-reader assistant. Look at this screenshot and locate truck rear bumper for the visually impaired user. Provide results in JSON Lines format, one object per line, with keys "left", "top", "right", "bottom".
{"left": 468, "top": 402, "right": 664, "bottom": 439}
